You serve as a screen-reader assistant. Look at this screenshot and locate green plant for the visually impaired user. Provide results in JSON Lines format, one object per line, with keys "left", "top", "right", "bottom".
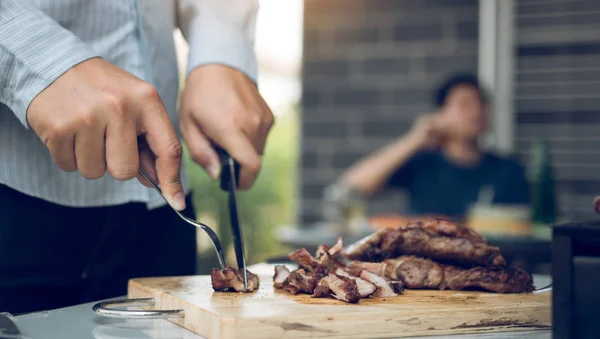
{"left": 184, "top": 104, "right": 298, "bottom": 273}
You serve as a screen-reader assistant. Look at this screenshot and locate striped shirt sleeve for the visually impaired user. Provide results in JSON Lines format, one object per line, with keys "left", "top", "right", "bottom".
{"left": 176, "top": 0, "right": 259, "bottom": 83}
{"left": 0, "top": 0, "right": 99, "bottom": 128}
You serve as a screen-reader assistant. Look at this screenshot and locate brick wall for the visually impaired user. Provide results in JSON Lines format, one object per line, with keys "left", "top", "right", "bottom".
{"left": 300, "top": 0, "right": 480, "bottom": 223}
{"left": 515, "top": 0, "right": 600, "bottom": 221}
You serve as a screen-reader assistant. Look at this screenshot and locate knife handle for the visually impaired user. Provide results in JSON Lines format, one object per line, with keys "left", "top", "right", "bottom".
{"left": 216, "top": 146, "right": 241, "bottom": 191}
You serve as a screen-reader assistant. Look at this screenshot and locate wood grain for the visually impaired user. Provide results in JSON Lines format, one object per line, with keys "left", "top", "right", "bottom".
{"left": 128, "top": 275, "right": 551, "bottom": 339}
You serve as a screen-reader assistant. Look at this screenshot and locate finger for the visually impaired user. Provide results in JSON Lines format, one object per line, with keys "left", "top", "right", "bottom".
{"left": 212, "top": 131, "right": 260, "bottom": 190}
{"left": 138, "top": 91, "right": 185, "bottom": 211}
{"left": 136, "top": 139, "right": 157, "bottom": 188}
{"left": 181, "top": 120, "right": 221, "bottom": 180}
{"left": 106, "top": 114, "right": 139, "bottom": 181}
{"left": 47, "top": 135, "right": 77, "bottom": 172}
{"left": 75, "top": 126, "right": 106, "bottom": 179}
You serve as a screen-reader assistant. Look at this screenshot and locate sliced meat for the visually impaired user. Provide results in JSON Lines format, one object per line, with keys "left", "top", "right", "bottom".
{"left": 312, "top": 279, "right": 332, "bottom": 298}
{"left": 350, "top": 256, "right": 444, "bottom": 289}
{"left": 388, "top": 280, "right": 405, "bottom": 294}
{"left": 342, "top": 228, "right": 392, "bottom": 262}
{"left": 335, "top": 268, "right": 377, "bottom": 298}
{"left": 351, "top": 256, "right": 534, "bottom": 293}
{"left": 288, "top": 248, "right": 328, "bottom": 277}
{"left": 400, "top": 219, "right": 487, "bottom": 244}
{"left": 283, "top": 269, "right": 320, "bottom": 295}
{"left": 344, "top": 227, "right": 506, "bottom": 267}
{"left": 442, "top": 265, "right": 535, "bottom": 293}
{"left": 211, "top": 267, "right": 260, "bottom": 293}
{"left": 359, "top": 270, "right": 399, "bottom": 297}
{"left": 320, "top": 274, "right": 360, "bottom": 303}
{"left": 273, "top": 265, "right": 291, "bottom": 289}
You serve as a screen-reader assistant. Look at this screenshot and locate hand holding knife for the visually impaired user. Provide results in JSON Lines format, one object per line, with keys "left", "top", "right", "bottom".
{"left": 216, "top": 147, "right": 248, "bottom": 291}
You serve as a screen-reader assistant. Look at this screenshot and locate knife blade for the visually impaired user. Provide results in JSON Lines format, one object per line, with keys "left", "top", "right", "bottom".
{"left": 216, "top": 147, "right": 247, "bottom": 290}
{"left": 0, "top": 313, "right": 21, "bottom": 339}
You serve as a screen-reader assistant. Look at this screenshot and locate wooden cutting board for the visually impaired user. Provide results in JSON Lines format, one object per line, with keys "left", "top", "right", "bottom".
{"left": 128, "top": 274, "right": 551, "bottom": 339}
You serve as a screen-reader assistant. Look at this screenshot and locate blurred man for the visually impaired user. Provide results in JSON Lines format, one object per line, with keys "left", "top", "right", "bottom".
{"left": 0, "top": 0, "right": 273, "bottom": 313}
{"left": 342, "top": 73, "right": 529, "bottom": 219}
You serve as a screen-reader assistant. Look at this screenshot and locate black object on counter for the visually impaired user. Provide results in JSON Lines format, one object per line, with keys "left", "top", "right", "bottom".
{"left": 552, "top": 221, "right": 600, "bottom": 339}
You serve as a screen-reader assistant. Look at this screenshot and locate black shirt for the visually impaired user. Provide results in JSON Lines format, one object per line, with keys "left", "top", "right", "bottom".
{"left": 387, "top": 150, "right": 530, "bottom": 219}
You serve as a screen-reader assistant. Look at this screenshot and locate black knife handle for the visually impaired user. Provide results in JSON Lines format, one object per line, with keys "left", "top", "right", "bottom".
{"left": 216, "top": 146, "right": 241, "bottom": 191}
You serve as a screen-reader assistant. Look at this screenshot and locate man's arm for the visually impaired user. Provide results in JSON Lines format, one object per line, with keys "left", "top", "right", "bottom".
{"left": 342, "top": 115, "right": 442, "bottom": 197}
{"left": 0, "top": 0, "right": 98, "bottom": 127}
{"left": 175, "top": 0, "right": 274, "bottom": 190}
{"left": 176, "top": 0, "right": 258, "bottom": 81}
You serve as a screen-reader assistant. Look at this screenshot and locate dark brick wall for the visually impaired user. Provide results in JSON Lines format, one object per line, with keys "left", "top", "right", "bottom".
{"left": 300, "top": 0, "right": 480, "bottom": 223}
{"left": 515, "top": 0, "right": 600, "bottom": 221}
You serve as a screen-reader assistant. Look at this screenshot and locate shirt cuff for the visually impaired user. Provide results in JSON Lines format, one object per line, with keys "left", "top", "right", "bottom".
{"left": 185, "top": 15, "right": 258, "bottom": 84}
{"left": 0, "top": 12, "right": 100, "bottom": 129}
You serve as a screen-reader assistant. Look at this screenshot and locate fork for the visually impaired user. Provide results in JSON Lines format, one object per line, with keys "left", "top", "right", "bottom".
{"left": 138, "top": 167, "right": 226, "bottom": 269}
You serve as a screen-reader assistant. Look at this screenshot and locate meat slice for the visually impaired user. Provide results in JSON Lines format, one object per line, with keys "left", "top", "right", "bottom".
{"left": 400, "top": 219, "right": 487, "bottom": 244}
{"left": 351, "top": 256, "right": 535, "bottom": 293}
{"left": 284, "top": 269, "right": 320, "bottom": 295}
{"left": 442, "top": 265, "right": 535, "bottom": 293}
{"left": 359, "top": 270, "right": 400, "bottom": 297}
{"left": 211, "top": 267, "right": 260, "bottom": 293}
{"left": 319, "top": 274, "right": 360, "bottom": 303}
{"left": 312, "top": 279, "right": 332, "bottom": 298}
{"left": 350, "top": 256, "right": 444, "bottom": 289}
{"left": 288, "top": 248, "right": 328, "bottom": 277}
{"left": 335, "top": 268, "right": 377, "bottom": 298}
{"left": 342, "top": 228, "right": 392, "bottom": 262}
{"left": 388, "top": 280, "right": 405, "bottom": 295}
{"left": 273, "top": 265, "right": 291, "bottom": 289}
{"left": 344, "top": 227, "right": 506, "bottom": 267}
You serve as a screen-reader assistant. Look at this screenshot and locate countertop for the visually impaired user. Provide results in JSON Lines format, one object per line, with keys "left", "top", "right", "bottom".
{"left": 12, "top": 263, "right": 552, "bottom": 339}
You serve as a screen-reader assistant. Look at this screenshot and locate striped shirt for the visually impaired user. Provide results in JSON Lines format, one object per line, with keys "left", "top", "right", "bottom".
{"left": 0, "top": 0, "right": 258, "bottom": 209}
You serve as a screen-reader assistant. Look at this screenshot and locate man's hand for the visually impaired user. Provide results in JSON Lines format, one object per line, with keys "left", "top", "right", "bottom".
{"left": 27, "top": 58, "right": 186, "bottom": 210}
{"left": 179, "top": 64, "right": 274, "bottom": 190}
{"left": 406, "top": 114, "right": 447, "bottom": 150}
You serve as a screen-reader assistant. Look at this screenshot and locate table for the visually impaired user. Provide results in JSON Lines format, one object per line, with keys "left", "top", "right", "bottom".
{"left": 12, "top": 263, "right": 552, "bottom": 339}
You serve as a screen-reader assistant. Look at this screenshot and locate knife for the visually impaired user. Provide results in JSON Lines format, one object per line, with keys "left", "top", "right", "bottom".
{"left": 216, "top": 147, "right": 248, "bottom": 290}
{"left": 0, "top": 313, "right": 21, "bottom": 339}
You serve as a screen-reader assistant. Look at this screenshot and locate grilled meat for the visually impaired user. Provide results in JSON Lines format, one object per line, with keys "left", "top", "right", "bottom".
{"left": 211, "top": 267, "right": 259, "bottom": 293}
{"left": 388, "top": 280, "right": 405, "bottom": 294}
{"left": 273, "top": 265, "right": 291, "bottom": 289}
{"left": 343, "top": 226, "right": 505, "bottom": 267}
{"left": 288, "top": 248, "right": 328, "bottom": 277}
{"left": 442, "top": 265, "right": 535, "bottom": 293}
{"left": 359, "top": 270, "right": 402, "bottom": 297}
{"left": 401, "top": 219, "right": 487, "bottom": 244}
{"left": 283, "top": 269, "right": 320, "bottom": 295}
{"left": 350, "top": 256, "right": 444, "bottom": 289}
{"left": 312, "top": 280, "right": 332, "bottom": 298}
{"left": 319, "top": 274, "right": 360, "bottom": 303}
{"left": 335, "top": 268, "right": 377, "bottom": 298}
{"left": 351, "top": 256, "right": 534, "bottom": 293}
{"left": 276, "top": 238, "right": 404, "bottom": 303}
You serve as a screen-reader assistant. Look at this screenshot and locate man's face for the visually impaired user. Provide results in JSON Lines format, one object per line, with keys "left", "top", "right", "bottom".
{"left": 439, "top": 84, "right": 487, "bottom": 141}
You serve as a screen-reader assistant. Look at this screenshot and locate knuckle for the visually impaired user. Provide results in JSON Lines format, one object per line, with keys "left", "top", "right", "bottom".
{"left": 47, "top": 121, "right": 72, "bottom": 140}
{"left": 138, "top": 83, "right": 160, "bottom": 101}
{"left": 164, "top": 141, "right": 184, "bottom": 161}
{"left": 102, "top": 94, "right": 126, "bottom": 118}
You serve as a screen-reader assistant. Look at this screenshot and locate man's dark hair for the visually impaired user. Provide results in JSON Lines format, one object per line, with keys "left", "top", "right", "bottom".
{"left": 434, "top": 73, "right": 488, "bottom": 108}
